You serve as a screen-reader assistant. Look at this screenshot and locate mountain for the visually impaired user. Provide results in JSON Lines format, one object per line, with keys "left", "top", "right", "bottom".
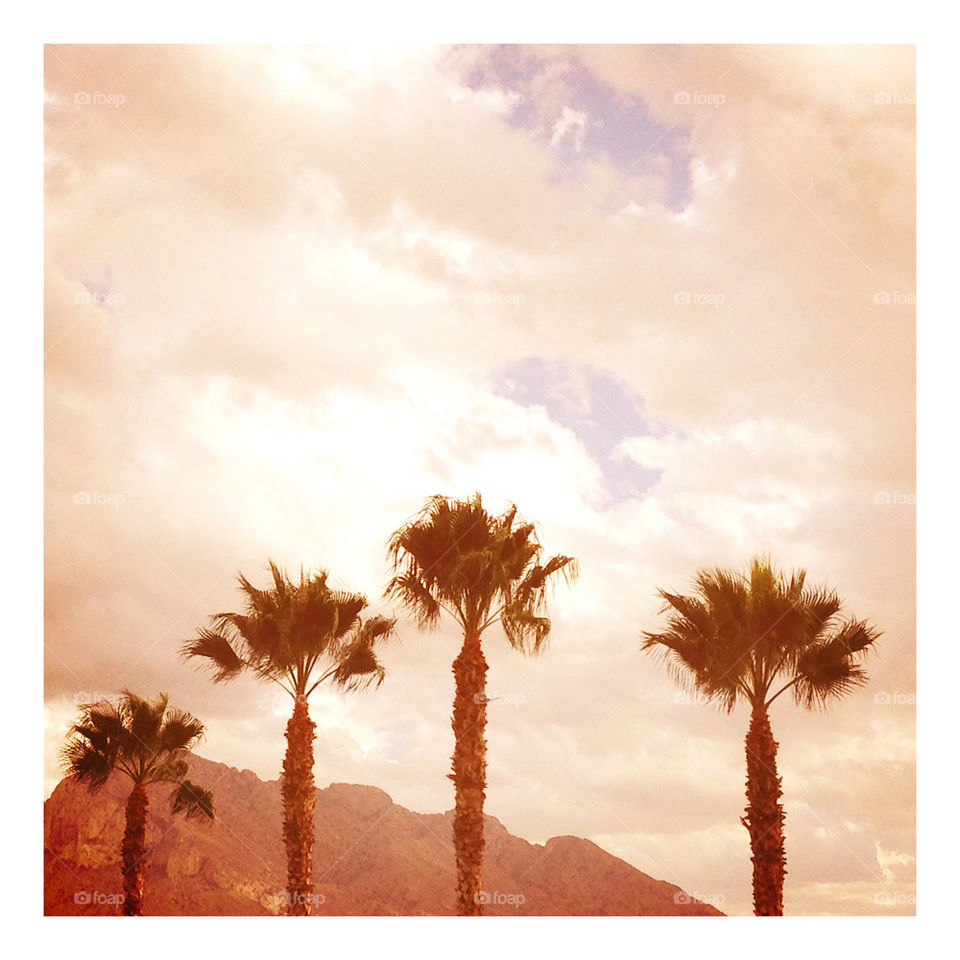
{"left": 44, "top": 754, "right": 723, "bottom": 916}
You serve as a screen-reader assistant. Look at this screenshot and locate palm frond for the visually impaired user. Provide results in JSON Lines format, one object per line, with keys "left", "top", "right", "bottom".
{"left": 181, "top": 628, "right": 245, "bottom": 682}
{"left": 149, "top": 757, "right": 189, "bottom": 784}
{"left": 170, "top": 780, "right": 215, "bottom": 821}
{"left": 330, "top": 615, "right": 397, "bottom": 692}
{"left": 384, "top": 572, "right": 442, "bottom": 628}
{"left": 158, "top": 708, "right": 206, "bottom": 752}
{"left": 501, "top": 607, "right": 551, "bottom": 655}
{"left": 793, "top": 618, "right": 881, "bottom": 709}
{"left": 121, "top": 690, "right": 168, "bottom": 747}
{"left": 386, "top": 493, "right": 577, "bottom": 651}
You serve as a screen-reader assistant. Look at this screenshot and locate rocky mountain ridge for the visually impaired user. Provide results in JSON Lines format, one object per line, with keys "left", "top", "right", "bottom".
{"left": 44, "top": 754, "right": 723, "bottom": 916}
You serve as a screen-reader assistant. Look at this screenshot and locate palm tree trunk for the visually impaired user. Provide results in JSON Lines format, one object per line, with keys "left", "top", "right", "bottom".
{"left": 121, "top": 782, "right": 148, "bottom": 916}
{"left": 281, "top": 697, "right": 317, "bottom": 916}
{"left": 742, "top": 703, "right": 786, "bottom": 915}
{"left": 450, "top": 630, "right": 488, "bottom": 916}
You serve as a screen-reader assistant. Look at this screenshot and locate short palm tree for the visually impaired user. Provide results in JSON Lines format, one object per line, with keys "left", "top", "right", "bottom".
{"left": 641, "top": 557, "right": 879, "bottom": 915}
{"left": 183, "top": 561, "right": 395, "bottom": 915}
{"left": 386, "top": 493, "right": 578, "bottom": 915}
{"left": 60, "top": 691, "right": 214, "bottom": 916}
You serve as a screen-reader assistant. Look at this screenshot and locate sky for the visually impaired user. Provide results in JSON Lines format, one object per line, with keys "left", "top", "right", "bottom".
{"left": 43, "top": 43, "right": 915, "bottom": 917}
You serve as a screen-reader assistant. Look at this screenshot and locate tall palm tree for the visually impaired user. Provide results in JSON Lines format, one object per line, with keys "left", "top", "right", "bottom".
{"left": 60, "top": 691, "right": 214, "bottom": 916}
{"left": 641, "top": 557, "right": 879, "bottom": 915}
{"left": 386, "top": 493, "right": 578, "bottom": 915}
{"left": 183, "top": 560, "right": 395, "bottom": 915}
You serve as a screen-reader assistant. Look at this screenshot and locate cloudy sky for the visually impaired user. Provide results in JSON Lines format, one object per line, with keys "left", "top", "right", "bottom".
{"left": 43, "top": 44, "right": 915, "bottom": 917}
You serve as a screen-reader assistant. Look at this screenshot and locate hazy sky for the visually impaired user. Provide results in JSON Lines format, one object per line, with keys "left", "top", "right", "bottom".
{"left": 44, "top": 44, "right": 915, "bottom": 917}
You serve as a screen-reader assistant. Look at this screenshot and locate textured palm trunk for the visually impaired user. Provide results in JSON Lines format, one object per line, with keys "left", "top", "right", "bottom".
{"left": 281, "top": 697, "right": 317, "bottom": 916}
{"left": 742, "top": 703, "right": 786, "bottom": 915}
{"left": 450, "top": 630, "right": 488, "bottom": 916}
{"left": 121, "top": 782, "right": 148, "bottom": 916}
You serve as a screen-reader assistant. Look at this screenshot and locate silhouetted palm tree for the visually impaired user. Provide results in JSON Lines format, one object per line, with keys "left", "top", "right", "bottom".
{"left": 61, "top": 691, "right": 214, "bottom": 916}
{"left": 642, "top": 557, "right": 879, "bottom": 915}
{"left": 183, "top": 561, "right": 394, "bottom": 915}
{"left": 387, "top": 493, "right": 577, "bottom": 914}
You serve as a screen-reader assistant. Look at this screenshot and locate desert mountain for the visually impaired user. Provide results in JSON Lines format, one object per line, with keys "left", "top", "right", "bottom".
{"left": 44, "top": 754, "right": 723, "bottom": 916}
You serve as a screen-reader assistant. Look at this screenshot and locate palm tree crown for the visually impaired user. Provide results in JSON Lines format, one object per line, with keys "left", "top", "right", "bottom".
{"left": 61, "top": 690, "right": 214, "bottom": 819}
{"left": 183, "top": 561, "right": 395, "bottom": 698}
{"left": 386, "top": 492, "right": 579, "bottom": 648}
{"left": 641, "top": 557, "right": 879, "bottom": 711}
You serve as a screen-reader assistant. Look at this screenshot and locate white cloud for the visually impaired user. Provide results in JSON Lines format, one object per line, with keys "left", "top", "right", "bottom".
{"left": 550, "top": 105, "right": 588, "bottom": 152}
{"left": 875, "top": 841, "right": 915, "bottom": 882}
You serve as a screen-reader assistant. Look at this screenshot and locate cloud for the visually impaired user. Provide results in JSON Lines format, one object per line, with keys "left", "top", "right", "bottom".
{"left": 875, "top": 841, "right": 915, "bottom": 882}
{"left": 550, "top": 105, "right": 589, "bottom": 153}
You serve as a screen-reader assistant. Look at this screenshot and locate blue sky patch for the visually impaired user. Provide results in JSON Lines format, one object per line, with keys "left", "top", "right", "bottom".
{"left": 492, "top": 357, "right": 663, "bottom": 506}
{"left": 459, "top": 46, "right": 692, "bottom": 210}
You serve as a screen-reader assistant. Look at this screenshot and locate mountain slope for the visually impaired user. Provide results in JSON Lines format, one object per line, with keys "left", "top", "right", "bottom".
{"left": 44, "top": 754, "right": 723, "bottom": 916}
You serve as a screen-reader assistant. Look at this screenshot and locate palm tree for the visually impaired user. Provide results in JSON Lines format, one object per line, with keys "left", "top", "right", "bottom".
{"left": 60, "top": 691, "right": 214, "bottom": 916}
{"left": 183, "top": 560, "right": 395, "bottom": 915}
{"left": 641, "top": 557, "right": 879, "bottom": 915}
{"left": 386, "top": 493, "right": 578, "bottom": 915}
